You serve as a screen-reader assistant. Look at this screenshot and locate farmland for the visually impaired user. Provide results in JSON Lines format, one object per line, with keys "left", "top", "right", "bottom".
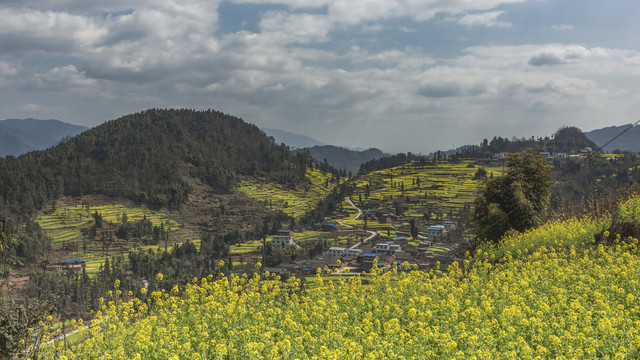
{"left": 36, "top": 201, "right": 184, "bottom": 273}
{"left": 40, "top": 197, "right": 640, "bottom": 359}
{"left": 237, "top": 168, "right": 341, "bottom": 218}
{"left": 351, "top": 160, "right": 502, "bottom": 223}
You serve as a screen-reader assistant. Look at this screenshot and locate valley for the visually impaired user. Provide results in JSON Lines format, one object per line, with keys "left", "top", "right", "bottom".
{"left": 2, "top": 110, "right": 640, "bottom": 358}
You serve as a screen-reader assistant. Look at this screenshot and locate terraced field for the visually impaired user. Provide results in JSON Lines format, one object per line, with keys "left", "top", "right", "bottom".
{"left": 42, "top": 197, "right": 640, "bottom": 359}
{"left": 36, "top": 202, "right": 184, "bottom": 273}
{"left": 351, "top": 160, "right": 502, "bottom": 224}
{"left": 237, "top": 169, "right": 341, "bottom": 218}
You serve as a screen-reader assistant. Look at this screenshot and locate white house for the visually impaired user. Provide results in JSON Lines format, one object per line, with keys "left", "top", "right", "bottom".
{"left": 271, "top": 230, "right": 296, "bottom": 249}
{"left": 375, "top": 243, "right": 390, "bottom": 252}
{"left": 426, "top": 225, "right": 447, "bottom": 242}
{"left": 326, "top": 246, "right": 346, "bottom": 257}
{"left": 344, "top": 248, "right": 362, "bottom": 258}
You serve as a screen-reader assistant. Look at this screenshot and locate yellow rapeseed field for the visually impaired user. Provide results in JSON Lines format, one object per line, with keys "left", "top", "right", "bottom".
{"left": 40, "top": 198, "right": 640, "bottom": 359}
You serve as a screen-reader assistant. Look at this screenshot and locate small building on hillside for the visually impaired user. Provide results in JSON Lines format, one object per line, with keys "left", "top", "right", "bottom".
{"left": 443, "top": 221, "right": 455, "bottom": 232}
{"left": 322, "top": 222, "right": 340, "bottom": 232}
{"left": 359, "top": 253, "right": 380, "bottom": 266}
{"left": 375, "top": 242, "right": 401, "bottom": 255}
{"left": 344, "top": 248, "right": 362, "bottom": 258}
{"left": 44, "top": 258, "right": 87, "bottom": 272}
{"left": 326, "top": 246, "right": 346, "bottom": 257}
{"left": 426, "top": 225, "right": 447, "bottom": 242}
{"left": 271, "top": 229, "right": 296, "bottom": 249}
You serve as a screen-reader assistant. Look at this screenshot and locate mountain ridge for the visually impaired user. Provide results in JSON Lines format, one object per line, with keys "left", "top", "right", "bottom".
{"left": 0, "top": 109, "right": 312, "bottom": 215}
{"left": 0, "top": 118, "right": 88, "bottom": 157}
{"left": 584, "top": 124, "right": 640, "bottom": 153}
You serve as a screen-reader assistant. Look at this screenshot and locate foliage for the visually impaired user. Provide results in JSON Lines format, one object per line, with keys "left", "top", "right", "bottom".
{"left": 0, "top": 108, "right": 312, "bottom": 215}
{"left": 0, "top": 299, "right": 52, "bottom": 360}
{"left": 358, "top": 152, "right": 428, "bottom": 175}
{"left": 0, "top": 215, "right": 53, "bottom": 359}
{"left": 237, "top": 169, "right": 341, "bottom": 218}
{"left": 462, "top": 126, "right": 596, "bottom": 159}
{"left": 40, "top": 209, "right": 640, "bottom": 359}
{"left": 474, "top": 151, "right": 553, "bottom": 241}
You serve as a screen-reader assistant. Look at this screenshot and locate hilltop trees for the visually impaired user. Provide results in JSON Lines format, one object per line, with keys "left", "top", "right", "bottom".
{"left": 474, "top": 150, "right": 553, "bottom": 241}
{"left": 0, "top": 109, "right": 314, "bottom": 216}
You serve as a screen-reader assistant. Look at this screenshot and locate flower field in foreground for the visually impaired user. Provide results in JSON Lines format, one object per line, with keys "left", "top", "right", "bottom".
{"left": 42, "top": 214, "right": 640, "bottom": 358}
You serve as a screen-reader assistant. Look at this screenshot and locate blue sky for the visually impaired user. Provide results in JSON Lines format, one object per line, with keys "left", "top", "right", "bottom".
{"left": 1, "top": 0, "right": 639, "bottom": 153}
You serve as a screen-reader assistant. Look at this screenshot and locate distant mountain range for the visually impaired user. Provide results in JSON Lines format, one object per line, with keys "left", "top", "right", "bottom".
{"left": 262, "top": 128, "right": 326, "bottom": 149}
{"left": 303, "top": 146, "right": 387, "bottom": 175}
{"left": 584, "top": 124, "right": 640, "bottom": 153}
{"left": 0, "top": 118, "right": 88, "bottom": 157}
{"left": 261, "top": 127, "right": 387, "bottom": 174}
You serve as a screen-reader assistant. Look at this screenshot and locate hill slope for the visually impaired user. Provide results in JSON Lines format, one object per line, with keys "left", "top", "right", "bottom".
{"left": 585, "top": 123, "right": 640, "bottom": 152}
{"left": 0, "top": 127, "right": 32, "bottom": 157}
{"left": 0, "top": 118, "right": 88, "bottom": 156}
{"left": 40, "top": 197, "right": 640, "bottom": 359}
{"left": 0, "top": 109, "right": 312, "bottom": 215}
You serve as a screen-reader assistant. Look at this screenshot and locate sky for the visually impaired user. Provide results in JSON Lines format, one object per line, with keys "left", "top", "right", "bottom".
{"left": 1, "top": 0, "right": 640, "bottom": 153}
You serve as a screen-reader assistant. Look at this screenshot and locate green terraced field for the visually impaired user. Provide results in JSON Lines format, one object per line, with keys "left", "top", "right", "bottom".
{"left": 36, "top": 202, "right": 184, "bottom": 275}
{"left": 38, "top": 204, "right": 180, "bottom": 234}
{"left": 350, "top": 159, "right": 502, "bottom": 225}
{"left": 237, "top": 169, "right": 341, "bottom": 218}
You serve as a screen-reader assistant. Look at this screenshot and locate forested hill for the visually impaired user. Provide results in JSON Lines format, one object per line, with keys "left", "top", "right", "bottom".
{"left": 457, "top": 126, "right": 598, "bottom": 158}
{"left": 302, "top": 145, "right": 386, "bottom": 175}
{"left": 0, "top": 109, "right": 311, "bottom": 215}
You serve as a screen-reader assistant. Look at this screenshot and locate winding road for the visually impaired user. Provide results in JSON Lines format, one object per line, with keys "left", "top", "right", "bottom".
{"left": 343, "top": 196, "right": 377, "bottom": 249}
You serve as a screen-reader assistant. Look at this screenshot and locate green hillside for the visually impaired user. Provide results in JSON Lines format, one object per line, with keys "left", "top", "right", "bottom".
{"left": 38, "top": 196, "right": 640, "bottom": 359}
{"left": 237, "top": 168, "right": 341, "bottom": 218}
{"left": 0, "top": 108, "right": 312, "bottom": 215}
{"left": 349, "top": 159, "right": 502, "bottom": 224}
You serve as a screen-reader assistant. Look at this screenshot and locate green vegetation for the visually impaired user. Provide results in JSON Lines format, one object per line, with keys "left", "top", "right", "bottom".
{"left": 0, "top": 109, "right": 313, "bottom": 215}
{"left": 474, "top": 150, "right": 553, "bottom": 241}
{"left": 237, "top": 169, "right": 341, "bottom": 218}
{"left": 351, "top": 159, "right": 502, "bottom": 225}
{"left": 35, "top": 202, "right": 181, "bottom": 269}
{"left": 39, "top": 196, "right": 640, "bottom": 359}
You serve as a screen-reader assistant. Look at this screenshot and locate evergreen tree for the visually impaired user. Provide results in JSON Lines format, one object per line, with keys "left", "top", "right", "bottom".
{"left": 474, "top": 150, "right": 553, "bottom": 242}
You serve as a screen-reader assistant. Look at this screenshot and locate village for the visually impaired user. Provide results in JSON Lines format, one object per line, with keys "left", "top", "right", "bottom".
{"left": 264, "top": 217, "right": 465, "bottom": 277}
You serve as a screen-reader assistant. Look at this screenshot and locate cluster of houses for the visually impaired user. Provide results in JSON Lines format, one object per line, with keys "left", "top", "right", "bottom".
{"left": 497, "top": 148, "right": 594, "bottom": 161}
{"left": 266, "top": 221, "right": 460, "bottom": 276}
{"left": 363, "top": 209, "right": 397, "bottom": 223}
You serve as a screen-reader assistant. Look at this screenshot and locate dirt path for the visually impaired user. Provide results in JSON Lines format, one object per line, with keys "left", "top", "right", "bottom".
{"left": 343, "top": 196, "right": 377, "bottom": 249}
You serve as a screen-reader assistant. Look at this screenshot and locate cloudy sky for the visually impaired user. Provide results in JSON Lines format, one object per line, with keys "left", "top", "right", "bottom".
{"left": 2, "top": 0, "right": 640, "bottom": 153}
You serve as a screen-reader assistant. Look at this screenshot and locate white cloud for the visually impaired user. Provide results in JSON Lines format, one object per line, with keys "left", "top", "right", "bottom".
{"left": 1, "top": 0, "right": 640, "bottom": 153}
{"left": 232, "top": 0, "right": 526, "bottom": 25}
{"left": 259, "top": 11, "right": 332, "bottom": 43}
{"left": 20, "top": 103, "right": 43, "bottom": 112}
{"left": 26, "top": 65, "right": 96, "bottom": 91}
{"left": 551, "top": 24, "right": 574, "bottom": 31}
{"left": 458, "top": 11, "right": 512, "bottom": 28}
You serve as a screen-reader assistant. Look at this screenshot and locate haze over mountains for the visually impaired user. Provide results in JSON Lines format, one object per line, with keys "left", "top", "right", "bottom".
{"left": 2, "top": 116, "right": 639, "bottom": 167}
{"left": 584, "top": 124, "right": 640, "bottom": 153}
{"left": 262, "top": 128, "right": 326, "bottom": 149}
{"left": 0, "top": 119, "right": 88, "bottom": 157}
